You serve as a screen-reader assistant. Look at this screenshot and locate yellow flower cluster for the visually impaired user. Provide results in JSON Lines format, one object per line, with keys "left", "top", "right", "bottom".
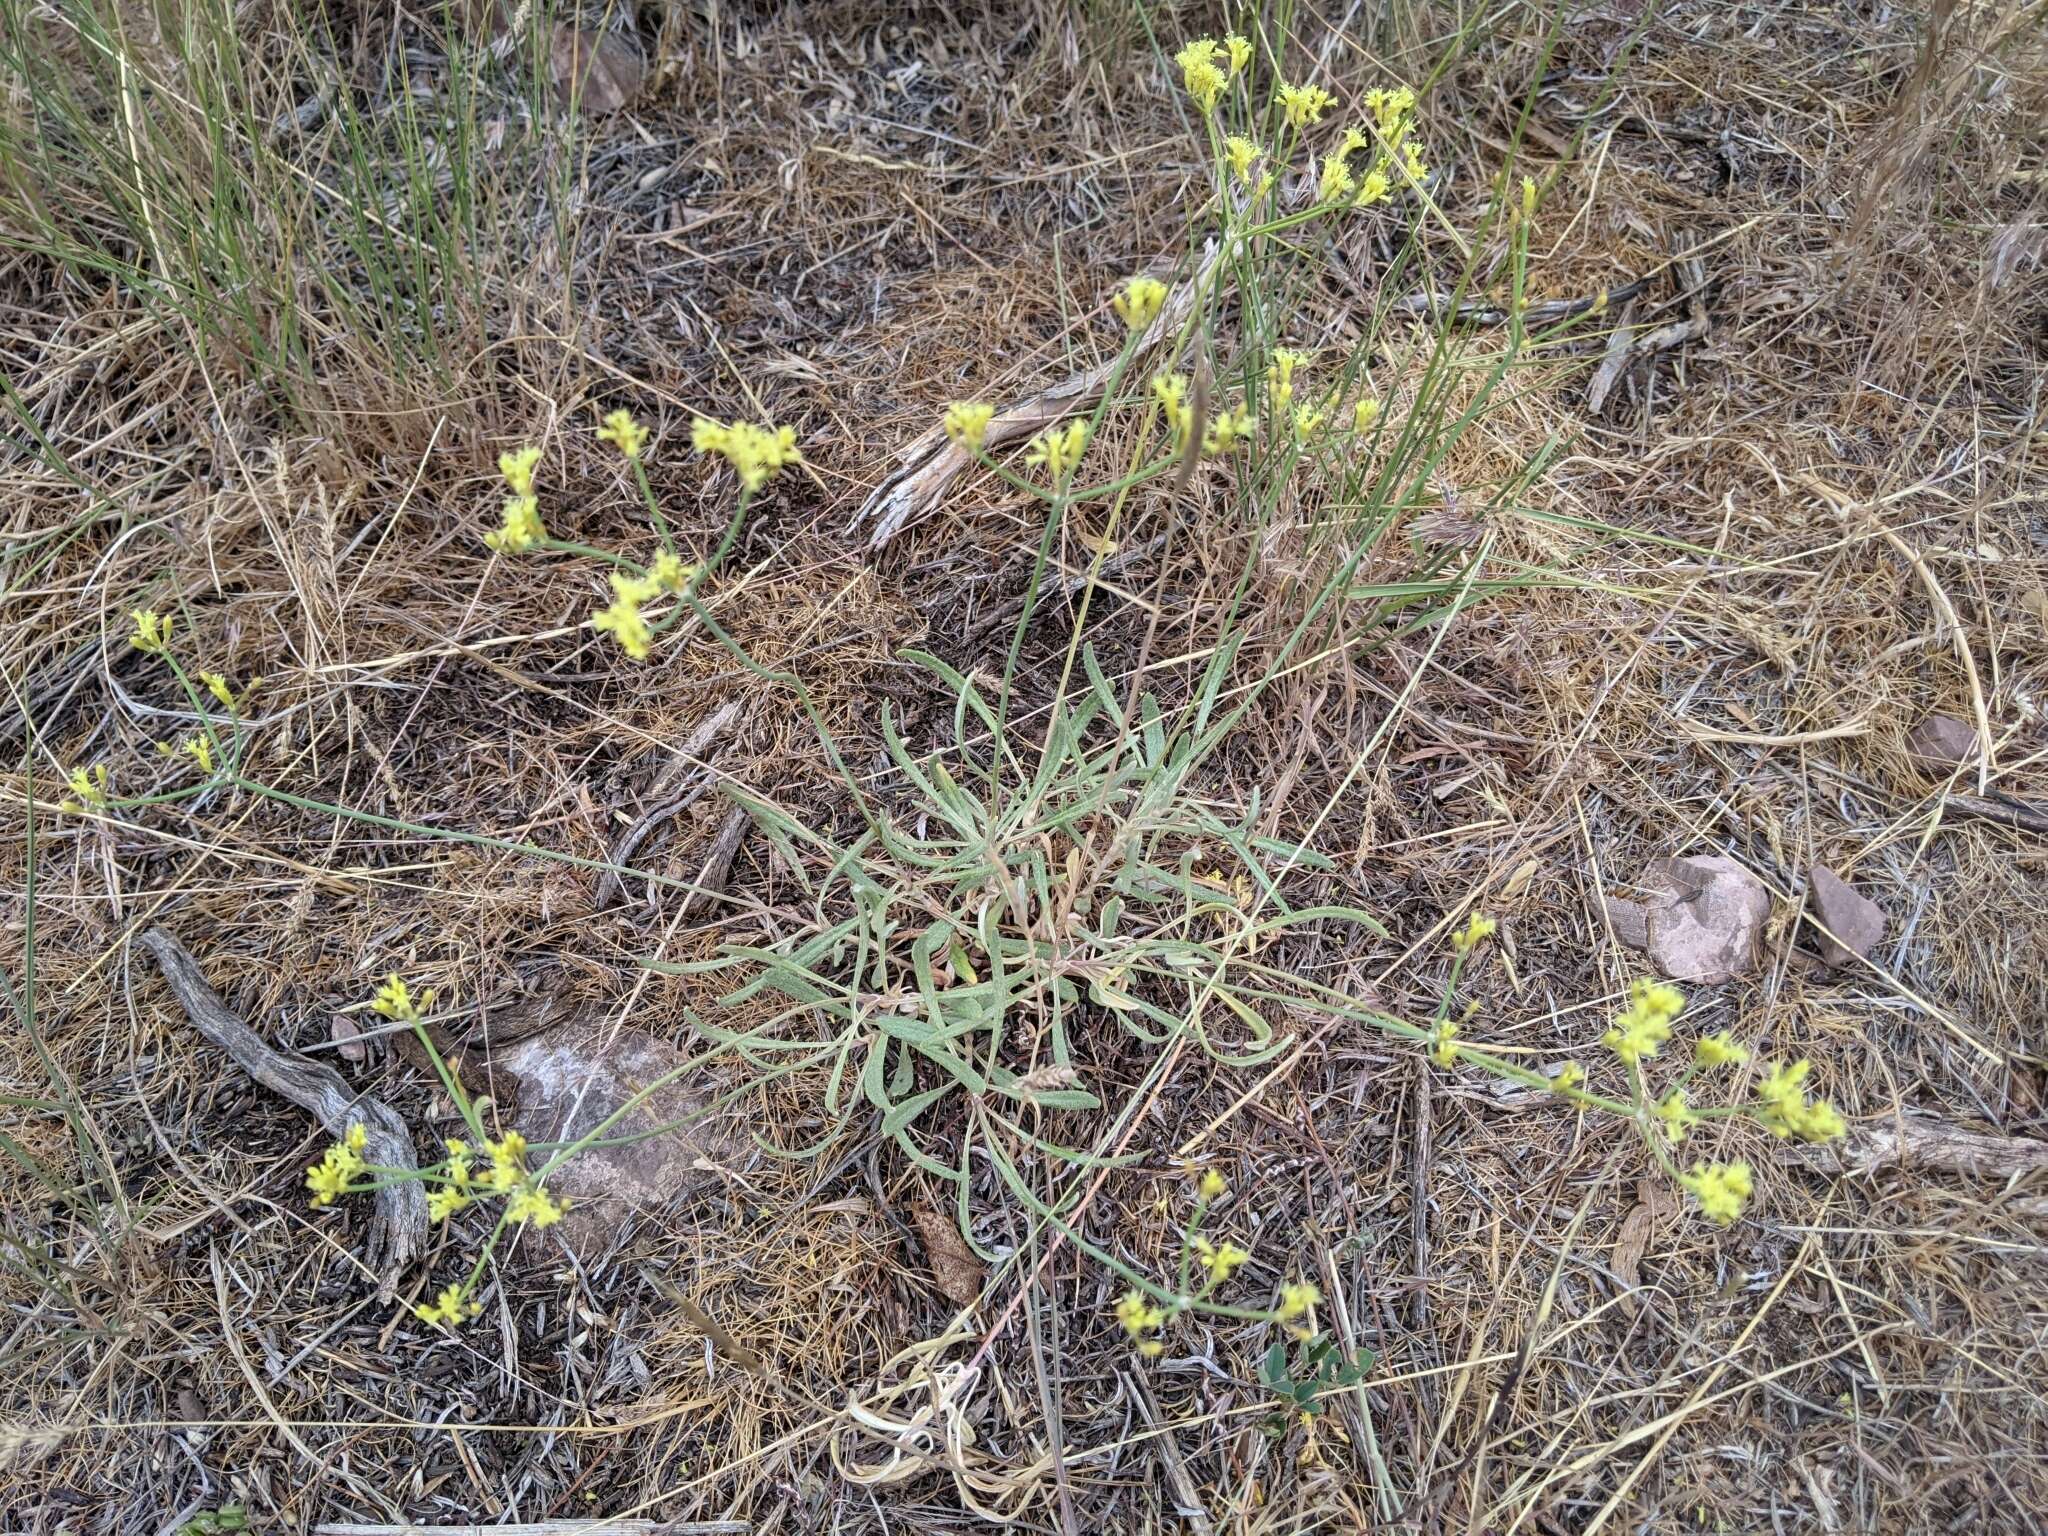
{"left": 1265, "top": 348, "right": 1309, "bottom": 413}
{"left": 691, "top": 417, "right": 802, "bottom": 491}
{"left": 1112, "top": 274, "right": 1168, "bottom": 332}
{"left": 129, "top": 609, "right": 173, "bottom": 654}
{"left": 415, "top": 1284, "right": 482, "bottom": 1329}
{"left": 1551, "top": 1061, "right": 1587, "bottom": 1094}
{"left": 1277, "top": 1279, "right": 1321, "bottom": 1339}
{"left": 1115, "top": 1291, "right": 1168, "bottom": 1356}
{"left": 1024, "top": 420, "right": 1090, "bottom": 482}
{"left": 486, "top": 445, "right": 546, "bottom": 554}
{"left": 61, "top": 764, "right": 109, "bottom": 812}
{"left": 306, "top": 1122, "right": 369, "bottom": 1208}
{"left": 1203, "top": 404, "right": 1256, "bottom": 455}
{"left": 1275, "top": 82, "right": 1336, "bottom": 127}
{"left": 943, "top": 400, "right": 996, "bottom": 450}
{"left": 1653, "top": 1089, "right": 1699, "bottom": 1144}
{"left": 1353, "top": 397, "right": 1382, "bottom": 434}
{"left": 1695, "top": 1031, "right": 1748, "bottom": 1068}
{"left": 371, "top": 973, "right": 432, "bottom": 1025}
{"left": 1428, "top": 1016, "right": 1462, "bottom": 1068}
{"left": 1450, "top": 911, "right": 1497, "bottom": 954}
{"left": 1175, "top": 36, "right": 1251, "bottom": 112}
{"left": 1754, "top": 1060, "right": 1846, "bottom": 1143}
{"left": 593, "top": 570, "right": 660, "bottom": 661}
{"left": 1192, "top": 1236, "right": 1251, "bottom": 1282}
{"left": 597, "top": 408, "right": 650, "bottom": 460}
{"left": 1602, "top": 979, "right": 1685, "bottom": 1063}
{"left": 1682, "top": 1161, "right": 1754, "bottom": 1225}
{"left": 420, "top": 1128, "right": 566, "bottom": 1229}
{"left": 1195, "top": 1168, "right": 1228, "bottom": 1202}
{"left": 1223, "top": 135, "right": 1260, "bottom": 186}
{"left": 1151, "top": 373, "right": 1191, "bottom": 448}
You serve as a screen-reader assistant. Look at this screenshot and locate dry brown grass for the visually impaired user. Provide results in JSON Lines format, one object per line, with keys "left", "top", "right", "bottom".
{"left": 3, "top": 0, "right": 2046, "bottom": 1531}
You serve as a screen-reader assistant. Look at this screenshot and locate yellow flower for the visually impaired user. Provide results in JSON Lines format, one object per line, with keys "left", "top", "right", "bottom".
{"left": 1277, "top": 1280, "right": 1321, "bottom": 1321}
{"left": 60, "top": 765, "right": 109, "bottom": 812}
{"left": 485, "top": 1131, "right": 528, "bottom": 1193}
{"left": 1428, "top": 1018, "right": 1460, "bottom": 1069}
{"left": 597, "top": 409, "right": 651, "bottom": 460}
{"left": 444, "top": 1138, "right": 474, "bottom": 1189}
{"left": 1357, "top": 167, "right": 1392, "bottom": 207}
{"left": 507, "top": 1184, "right": 569, "bottom": 1227}
{"left": 1223, "top": 33, "right": 1252, "bottom": 75}
{"left": 1265, "top": 348, "right": 1308, "bottom": 412}
{"left": 306, "top": 1155, "right": 352, "bottom": 1208}
{"left": 129, "top": 609, "right": 173, "bottom": 655}
{"left": 1654, "top": 1089, "right": 1699, "bottom": 1144}
{"left": 305, "top": 1137, "right": 364, "bottom": 1208}
{"left": 1024, "top": 420, "right": 1090, "bottom": 482}
{"left": 427, "top": 1185, "right": 469, "bottom": 1223}
{"left": 1195, "top": 1167, "right": 1228, "bottom": 1202}
{"left": 1203, "top": 404, "right": 1256, "bottom": 455}
{"left": 1451, "top": 912, "right": 1497, "bottom": 954}
{"left": 1151, "top": 373, "right": 1191, "bottom": 446}
{"left": 943, "top": 400, "right": 996, "bottom": 450}
{"left": 1400, "top": 139, "right": 1429, "bottom": 183}
{"left": 1112, "top": 275, "right": 1168, "bottom": 332}
{"left": 1353, "top": 398, "right": 1381, "bottom": 433}
{"left": 1222, "top": 135, "right": 1259, "bottom": 187}
{"left": 484, "top": 493, "right": 545, "bottom": 554}
{"left": 1363, "top": 86, "right": 1417, "bottom": 141}
{"left": 691, "top": 418, "right": 802, "bottom": 491}
{"left": 1193, "top": 1236, "right": 1251, "bottom": 1283}
{"left": 1174, "top": 38, "right": 1229, "bottom": 112}
{"left": 199, "top": 672, "right": 236, "bottom": 711}
{"left": 1114, "top": 1291, "right": 1167, "bottom": 1338}
{"left": 179, "top": 735, "right": 214, "bottom": 775}
{"left": 1275, "top": 82, "right": 1335, "bottom": 127}
{"left": 345, "top": 1123, "right": 368, "bottom": 1154}
{"left": 371, "top": 975, "right": 426, "bottom": 1024}
{"left": 1602, "top": 978, "right": 1684, "bottom": 1064}
{"left": 1292, "top": 405, "right": 1325, "bottom": 440}
{"left": 1318, "top": 149, "right": 1356, "bottom": 204}
{"left": 1755, "top": 1059, "right": 1846, "bottom": 1143}
{"left": 1521, "top": 175, "right": 1540, "bottom": 221}
{"left": 647, "top": 549, "right": 695, "bottom": 594}
{"left": 1681, "top": 1161, "right": 1754, "bottom": 1226}
{"left": 1551, "top": 1061, "right": 1586, "bottom": 1094}
{"left": 593, "top": 570, "right": 657, "bottom": 661}
{"left": 1695, "top": 1032, "right": 1748, "bottom": 1069}
{"left": 498, "top": 445, "right": 543, "bottom": 495}
{"left": 415, "top": 1283, "right": 481, "bottom": 1329}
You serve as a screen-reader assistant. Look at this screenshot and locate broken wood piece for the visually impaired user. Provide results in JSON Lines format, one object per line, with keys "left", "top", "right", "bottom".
{"left": 136, "top": 928, "right": 427, "bottom": 1290}
{"left": 1584, "top": 295, "right": 1638, "bottom": 415}
{"left": 595, "top": 700, "right": 742, "bottom": 909}
{"left": 1785, "top": 1114, "right": 2048, "bottom": 1182}
{"left": 855, "top": 242, "right": 1224, "bottom": 548}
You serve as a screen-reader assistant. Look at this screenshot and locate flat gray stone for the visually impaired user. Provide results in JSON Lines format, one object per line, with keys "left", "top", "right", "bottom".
{"left": 502, "top": 1022, "right": 744, "bottom": 1255}
{"left": 1808, "top": 863, "right": 1886, "bottom": 968}
{"left": 1611, "top": 855, "right": 1771, "bottom": 984}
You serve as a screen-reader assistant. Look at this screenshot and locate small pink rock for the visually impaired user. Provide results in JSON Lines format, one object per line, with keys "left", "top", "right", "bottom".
{"left": 1807, "top": 864, "right": 1886, "bottom": 968}
{"left": 1610, "top": 854, "right": 1771, "bottom": 984}
{"left": 1904, "top": 714, "right": 1978, "bottom": 775}
{"left": 502, "top": 1023, "right": 746, "bottom": 1256}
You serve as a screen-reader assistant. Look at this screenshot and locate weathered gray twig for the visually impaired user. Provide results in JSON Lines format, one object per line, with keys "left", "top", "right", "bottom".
{"left": 136, "top": 927, "right": 427, "bottom": 1291}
